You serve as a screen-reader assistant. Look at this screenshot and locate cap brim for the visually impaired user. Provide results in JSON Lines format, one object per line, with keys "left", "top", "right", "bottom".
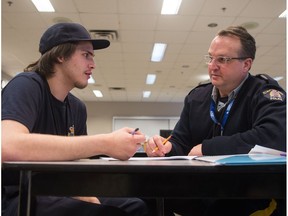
{"left": 91, "top": 39, "right": 110, "bottom": 50}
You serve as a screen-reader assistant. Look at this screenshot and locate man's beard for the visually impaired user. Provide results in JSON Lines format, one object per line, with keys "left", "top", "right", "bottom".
{"left": 75, "top": 81, "right": 88, "bottom": 90}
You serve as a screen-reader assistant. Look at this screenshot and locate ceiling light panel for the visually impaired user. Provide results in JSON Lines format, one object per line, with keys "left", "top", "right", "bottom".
{"left": 151, "top": 43, "right": 167, "bottom": 62}
{"left": 274, "top": 76, "right": 284, "bottom": 81}
{"left": 146, "top": 74, "right": 157, "bottom": 85}
{"left": 143, "top": 91, "right": 151, "bottom": 98}
{"left": 93, "top": 90, "right": 103, "bottom": 98}
{"left": 88, "top": 76, "right": 95, "bottom": 84}
{"left": 31, "top": 0, "right": 55, "bottom": 12}
{"left": 161, "top": 0, "right": 182, "bottom": 15}
{"left": 279, "top": 10, "right": 286, "bottom": 18}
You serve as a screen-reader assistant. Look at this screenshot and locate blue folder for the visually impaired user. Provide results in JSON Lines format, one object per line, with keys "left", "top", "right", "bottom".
{"left": 214, "top": 154, "right": 286, "bottom": 165}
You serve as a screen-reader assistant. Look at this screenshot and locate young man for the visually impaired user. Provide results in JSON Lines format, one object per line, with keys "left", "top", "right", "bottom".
{"left": 2, "top": 23, "right": 149, "bottom": 216}
{"left": 145, "top": 26, "right": 286, "bottom": 215}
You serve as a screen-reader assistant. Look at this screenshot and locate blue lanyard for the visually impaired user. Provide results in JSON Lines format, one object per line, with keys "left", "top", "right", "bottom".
{"left": 210, "top": 98, "right": 235, "bottom": 135}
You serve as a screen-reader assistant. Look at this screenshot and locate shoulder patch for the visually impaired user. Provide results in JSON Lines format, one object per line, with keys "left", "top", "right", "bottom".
{"left": 262, "top": 89, "right": 284, "bottom": 101}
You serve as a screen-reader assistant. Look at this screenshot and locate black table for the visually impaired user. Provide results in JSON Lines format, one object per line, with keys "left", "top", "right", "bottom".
{"left": 2, "top": 159, "right": 286, "bottom": 216}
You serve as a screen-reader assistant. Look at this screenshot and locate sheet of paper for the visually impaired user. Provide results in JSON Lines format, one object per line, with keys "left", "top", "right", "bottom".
{"left": 100, "top": 156, "right": 197, "bottom": 161}
{"left": 249, "top": 145, "right": 286, "bottom": 156}
{"left": 195, "top": 154, "right": 240, "bottom": 163}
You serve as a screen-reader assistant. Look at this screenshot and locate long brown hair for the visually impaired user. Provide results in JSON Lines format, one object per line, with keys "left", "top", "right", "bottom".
{"left": 24, "top": 42, "right": 78, "bottom": 78}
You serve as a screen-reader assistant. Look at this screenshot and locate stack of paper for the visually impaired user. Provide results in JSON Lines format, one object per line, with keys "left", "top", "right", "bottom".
{"left": 100, "top": 145, "right": 286, "bottom": 165}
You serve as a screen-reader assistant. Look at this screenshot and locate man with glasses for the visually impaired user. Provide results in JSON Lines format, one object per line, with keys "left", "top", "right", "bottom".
{"left": 145, "top": 26, "right": 286, "bottom": 215}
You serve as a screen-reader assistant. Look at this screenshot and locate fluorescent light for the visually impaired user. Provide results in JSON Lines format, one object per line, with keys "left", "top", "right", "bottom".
{"left": 93, "top": 90, "right": 103, "bottom": 98}
{"left": 143, "top": 91, "right": 151, "bottom": 98}
{"left": 1, "top": 80, "right": 9, "bottom": 89}
{"left": 161, "top": 0, "right": 182, "bottom": 15}
{"left": 31, "top": 0, "right": 55, "bottom": 12}
{"left": 274, "top": 76, "right": 284, "bottom": 81}
{"left": 279, "top": 10, "right": 286, "bottom": 18}
{"left": 146, "top": 74, "right": 157, "bottom": 85}
{"left": 151, "top": 43, "right": 167, "bottom": 62}
{"left": 88, "top": 76, "right": 95, "bottom": 84}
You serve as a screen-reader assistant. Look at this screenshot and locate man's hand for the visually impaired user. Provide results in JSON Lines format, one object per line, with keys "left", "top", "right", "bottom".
{"left": 145, "top": 135, "right": 172, "bottom": 157}
{"left": 188, "top": 144, "right": 203, "bottom": 156}
{"left": 73, "top": 196, "right": 101, "bottom": 204}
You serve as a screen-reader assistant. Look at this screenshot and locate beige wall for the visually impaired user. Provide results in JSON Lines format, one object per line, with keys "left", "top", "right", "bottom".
{"left": 85, "top": 101, "right": 183, "bottom": 135}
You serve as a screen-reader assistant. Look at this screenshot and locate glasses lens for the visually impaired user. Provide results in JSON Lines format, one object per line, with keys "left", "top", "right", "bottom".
{"left": 217, "top": 57, "right": 227, "bottom": 64}
{"left": 204, "top": 55, "right": 212, "bottom": 64}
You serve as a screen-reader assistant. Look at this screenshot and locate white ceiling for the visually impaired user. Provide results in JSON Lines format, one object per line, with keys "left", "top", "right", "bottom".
{"left": 2, "top": 0, "right": 286, "bottom": 102}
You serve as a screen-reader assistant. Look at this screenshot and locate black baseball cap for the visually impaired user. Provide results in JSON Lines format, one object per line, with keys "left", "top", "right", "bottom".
{"left": 39, "top": 23, "right": 110, "bottom": 54}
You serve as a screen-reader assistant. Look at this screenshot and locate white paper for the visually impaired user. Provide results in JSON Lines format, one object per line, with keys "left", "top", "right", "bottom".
{"left": 249, "top": 145, "right": 286, "bottom": 156}
{"left": 100, "top": 156, "right": 197, "bottom": 161}
{"left": 195, "top": 155, "right": 239, "bottom": 163}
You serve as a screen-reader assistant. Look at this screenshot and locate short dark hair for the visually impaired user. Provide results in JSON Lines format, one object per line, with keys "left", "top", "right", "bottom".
{"left": 217, "top": 26, "right": 256, "bottom": 60}
{"left": 24, "top": 42, "right": 78, "bottom": 78}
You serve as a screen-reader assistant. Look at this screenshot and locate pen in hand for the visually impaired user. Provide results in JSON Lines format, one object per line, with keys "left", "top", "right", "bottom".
{"left": 131, "top": 128, "right": 139, "bottom": 135}
{"left": 152, "top": 135, "right": 172, "bottom": 153}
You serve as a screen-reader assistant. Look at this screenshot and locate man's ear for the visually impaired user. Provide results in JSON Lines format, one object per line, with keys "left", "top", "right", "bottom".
{"left": 57, "top": 56, "right": 65, "bottom": 63}
{"left": 243, "top": 58, "right": 253, "bottom": 72}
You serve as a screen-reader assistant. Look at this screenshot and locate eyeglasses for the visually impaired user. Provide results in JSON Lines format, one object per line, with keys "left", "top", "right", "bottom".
{"left": 204, "top": 55, "right": 250, "bottom": 65}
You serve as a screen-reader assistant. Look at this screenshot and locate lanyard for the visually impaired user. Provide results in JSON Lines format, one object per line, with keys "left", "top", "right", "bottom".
{"left": 210, "top": 98, "right": 235, "bottom": 136}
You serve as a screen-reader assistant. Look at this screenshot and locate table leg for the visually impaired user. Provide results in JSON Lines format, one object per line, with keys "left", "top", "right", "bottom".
{"left": 18, "top": 171, "right": 32, "bottom": 216}
{"left": 156, "top": 198, "right": 165, "bottom": 216}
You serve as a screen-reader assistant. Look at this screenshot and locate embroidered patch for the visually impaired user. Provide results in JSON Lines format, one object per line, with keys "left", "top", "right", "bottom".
{"left": 68, "top": 125, "right": 75, "bottom": 136}
{"left": 262, "top": 89, "right": 284, "bottom": 101}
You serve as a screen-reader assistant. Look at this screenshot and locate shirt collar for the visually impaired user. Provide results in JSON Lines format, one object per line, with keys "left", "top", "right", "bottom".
{"left": 211, "top": 73, "right": 249, "bottom": 103}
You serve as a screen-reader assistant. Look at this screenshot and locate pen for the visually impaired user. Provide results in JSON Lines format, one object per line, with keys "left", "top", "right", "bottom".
{"left": 152, "top": 135, "right": 172, "bottom": 153}
{"left": 131, "top": 128, "right": 139, "bottom": 135}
